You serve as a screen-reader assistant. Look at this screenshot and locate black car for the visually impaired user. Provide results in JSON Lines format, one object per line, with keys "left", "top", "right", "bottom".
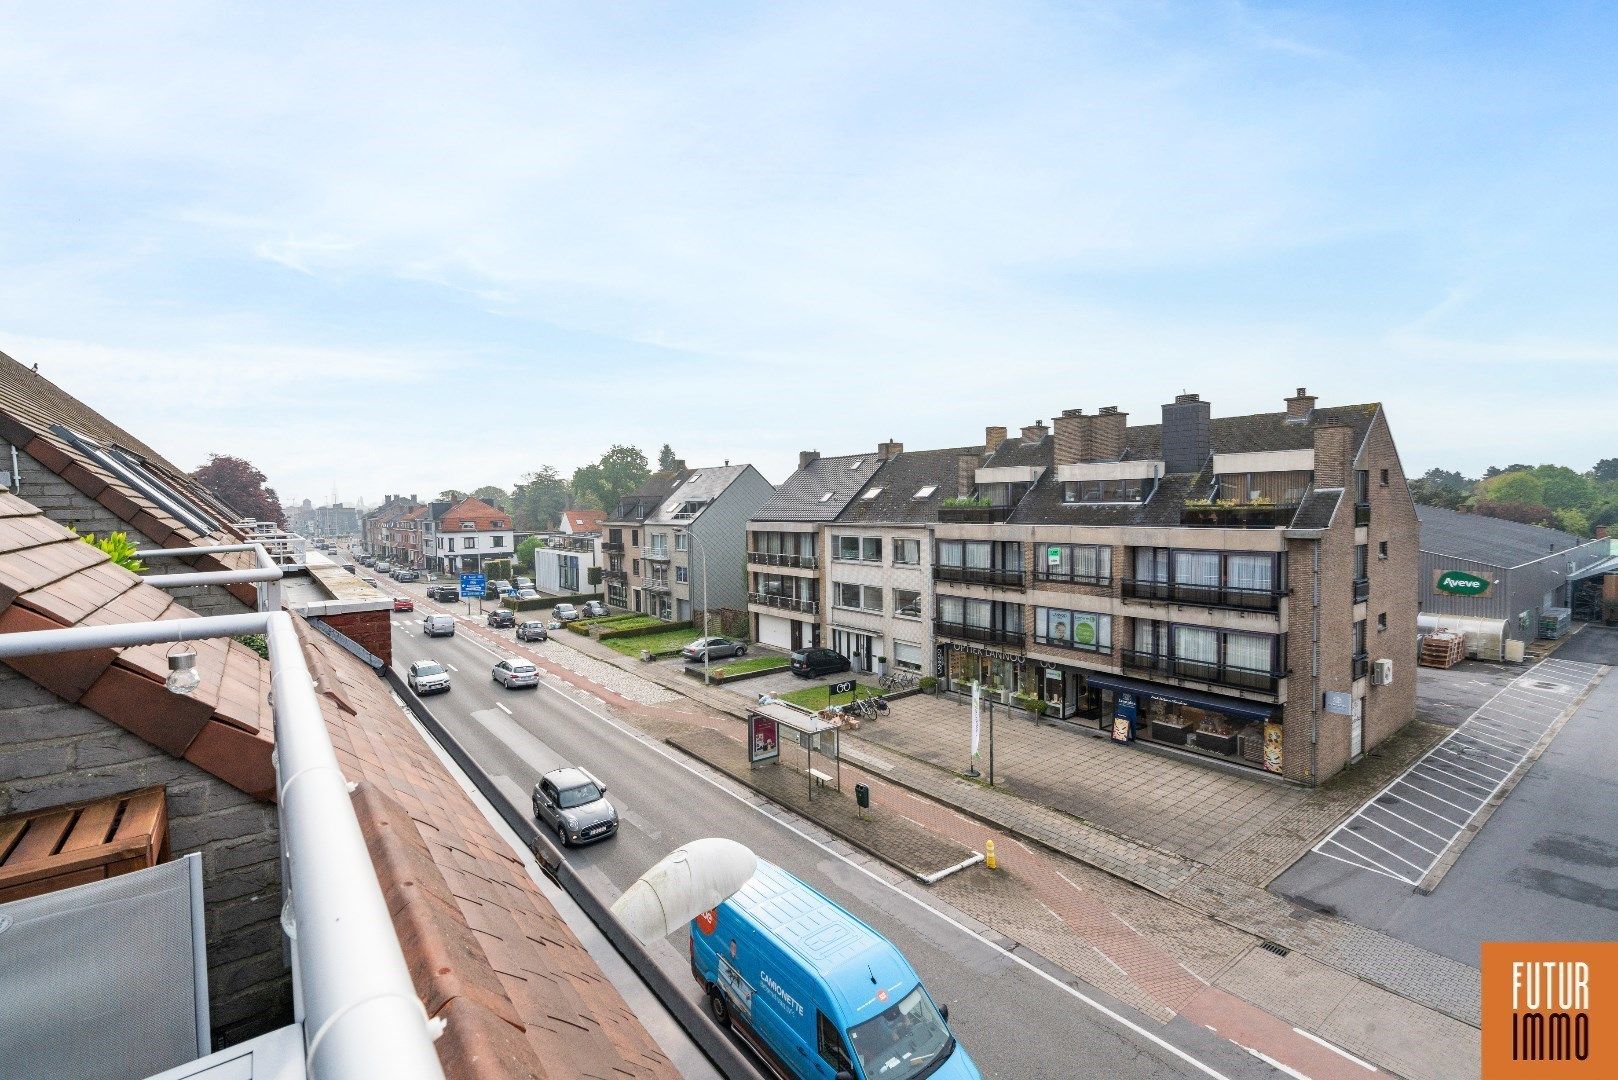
{"left": 487, "top": 609, "right": 516, "bottom": 628}
{"left": 427, "top": 585, "right": 459, "bottom": 602}
{"left": 790, "top": 647, "right": 851, "bottom": 678}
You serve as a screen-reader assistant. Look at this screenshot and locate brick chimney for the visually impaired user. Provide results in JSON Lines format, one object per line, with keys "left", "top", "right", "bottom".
{"left": 984, "top": 426, "right": 1007, "bottom": 453}
{"left": 1053, "top": 409, "right": 1085, "bottom": 464}
{"left": 957, "top": 454, "right": 979, "bottom": 499}
{"left": 672, "top": 459, "right": 687, "bottom": 472}
{"left": 1286, "top": 387, "right": 1317, "bottom": 421}
{"left": 878, "top": 439, "right": 904, "bottom": 461}
{"left": 1312, "top": 423, "right": 1355, "bottom": 488}
{"left": 1020, "top": 421, "right": 1049, "bottom": 442}
{"left": 798, "top": 450, "right": 820, "bottom": 471}
{"left": 1160, "top": 393, "right": 1211, "bottom": 474}
{"left": 1596, "top": 525, "right": 1609, "bottom": 540}
{"left": 1093, "top": 406, "right": 1127, "bottom": 462}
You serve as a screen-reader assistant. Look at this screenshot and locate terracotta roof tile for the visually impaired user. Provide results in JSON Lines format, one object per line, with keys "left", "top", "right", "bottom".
{"left": 183, "top": 719, "right": 276, "bottom": 800}
{"left": 0, "top": 602, "right": 116, "bottom": 701}
{"left": 80, "top": 664, "right": 215, "bottom": 758}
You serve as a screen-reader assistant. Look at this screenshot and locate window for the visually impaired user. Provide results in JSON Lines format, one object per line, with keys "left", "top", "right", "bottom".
{"left": 559, "top": 556, "right": 579, "bottom": 592}
{"left": 862, "top": 537, "right": 882, "bottom": 562}
{"left": 446, "top": 539, "right": 455, "bottom": 552}
{"left": 633, "top": 559, "right": 640, "bottom": 574}
{"left": 52, "top": 425, "right": 222, "bottom": 536}
{"left": 893, "top": 538, "right": 921, "bottom": 565}
{"left": 1354, "top": 619, "right": 1367, "bottom": 655}
{"left": 1063, "top": 477, "right": 1152, "bottom": 503}
{"left": 914, "top": 485, "right": 936, "bottom": 499}
{"left": 1379, "top": 469, "right": 1389, "bottom": 486}
{"left": 463, "top": 537, "right": 477, "bottom": 550}
{"left": 862, "top": 488, "right": 882, "bottom": 499}
{"left": 494, "top": 520, "right": 506, "bottom": 529}
{"left": 461, "top": 521, "right": 475, "bottom": 530}
{"left": 676, "top": 566, "right": 689, "bottom": 583}
{"left": 835, "top": 535, "right": 861, "bottom": 561}
{"left": 1377, "top": 612, "right": 1387, "bottom": 631}
{"left": 1379, "top": 541, "right": 1388, "bottom": 559}
{"left": 836, "top": 583, "right": 882, "bottom": 612}
{"left": 1354, "top": 544, "right": 1368, "bottom": 579}
{"left": 675, "top": 532, "right": 689, "bottom": 551}
{"left": 632, "top": 530, "right": 640, "bottom": 546}
{"left": 1035, "top": 607, "right": 1111, "bottom": 652}
{"left": 893, "top": 588, "right": 921, "bottom": 619}
{"left": 492, "top": 535, "right": 504, "bottom": 548}
{"left": 820, "top": 492, "right": 834, "bottom": 502}
{"left": 893, "top": 641, "right": 924, "bottom": 671}
{"left": 817, "top": 1012, "right": 853, "bottom": 1073}
{"left": 1036, "top": 543, "right": 1111, "bottom": 584}
{"left": 849, "top": 460, "right": 864, "bottom": 470}
{"left": 1225, "top": 553, "right": 1273, "bottom": 593}
{"left": 1356, "top": 470, "right": 1370, "bottom": 504}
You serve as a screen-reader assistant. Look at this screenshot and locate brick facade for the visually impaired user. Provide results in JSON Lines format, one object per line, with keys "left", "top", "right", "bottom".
{"left": 318, "top": 609, "right": 394, "bottom": 667}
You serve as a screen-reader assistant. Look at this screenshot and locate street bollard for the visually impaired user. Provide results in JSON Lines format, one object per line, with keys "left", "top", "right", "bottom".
{"left": 985, "top": 839, "right": 997, "bottom": 870}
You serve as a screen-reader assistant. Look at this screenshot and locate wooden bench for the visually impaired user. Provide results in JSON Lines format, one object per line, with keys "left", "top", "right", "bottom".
{"left": 0, "top": 787, "right": 169, "bottom": 904}
{"left": 808, "top": 768, "right": 835, "bottom": 789}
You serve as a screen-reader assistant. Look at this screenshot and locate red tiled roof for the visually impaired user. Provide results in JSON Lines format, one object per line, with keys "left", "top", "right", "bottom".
{"left": 437, "top": 497, "right": 509, "bottom": 531}
{"left": 563, "top": 509, "right": 606, "bottom": 534}
{"left": 0, "top": 490, "right": 675, "bottom": 1078}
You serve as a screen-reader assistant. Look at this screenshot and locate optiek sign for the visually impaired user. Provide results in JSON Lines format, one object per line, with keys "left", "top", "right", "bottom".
{"left": 1435, "top": 569, "right": 1492, "bottom": 597}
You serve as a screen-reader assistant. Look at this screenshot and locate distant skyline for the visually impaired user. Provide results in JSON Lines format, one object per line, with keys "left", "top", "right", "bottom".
{"left": 2, "top": 2, "right": 1615, "bottom": 507}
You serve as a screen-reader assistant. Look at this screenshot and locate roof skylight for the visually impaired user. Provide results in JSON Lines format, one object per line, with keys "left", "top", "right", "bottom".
{"left": 862, "top": 488, "right": 882, "bottom": 499}
{"left": 914, "top": 485, "right": 937, "bottom": 499}
{"left": 819, "top": 492, "right": 834, "bottom": 502}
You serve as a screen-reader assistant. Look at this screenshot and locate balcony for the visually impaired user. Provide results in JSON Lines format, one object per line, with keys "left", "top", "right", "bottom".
{"left": 645, "top": 579, "right": 672, "bottom": 593}
{"left": 602, "top": 540, "right": 624, "bottom": 553}
{"left": 1353, "top": 577, "right": 1370, "bottom": 603}
{"left": 937, "top": 504, "right": 1015, "bottom": 524}
{"left": 933, "top": 565, "right": 1025, "bottom": 589}
{"left": 1354, "top": 502, "right": 1372, "bottom": 527}
{"left": 1122, "top": 579, "right": 1284, "bottom": 613}
{"left": 603, "top": 568, "right": 627, "bottom": 582}
{"left": 1121, "top": 649, "right": 1283, "bottom": 694}
{"left": 1179, "top": 503, "right": 1299, "bottom": 529}
{"left": 1033, "top": 569, "right": 1111, "bottom": 588}
{"left": 1352, "top": 652, "right": 1370, "bottom": 681}
{"left": 749, "top": 591, "right": 820, "bottom": 616}
{"left": 645, "top": 550, "right": 671, "bottom": 562}
{"left": 747, "top": 550, "right": 819, "bottom": 570}
{"left": 933, "top": 619, "right": 1025, "bottom": 648}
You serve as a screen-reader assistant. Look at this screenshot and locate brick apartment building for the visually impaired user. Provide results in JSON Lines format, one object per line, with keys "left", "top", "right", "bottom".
{"left": 602, "top": 465, "right": 684, "bottom": 614}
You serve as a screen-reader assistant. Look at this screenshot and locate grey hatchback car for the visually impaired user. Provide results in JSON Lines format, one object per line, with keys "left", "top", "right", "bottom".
{"left": 533, "top": 767, "right": 617, "bottom": 846}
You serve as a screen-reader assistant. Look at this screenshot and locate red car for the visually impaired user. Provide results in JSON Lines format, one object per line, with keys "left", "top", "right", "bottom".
{"left": 393, "top": 596, "right": 414, "bottom": 612}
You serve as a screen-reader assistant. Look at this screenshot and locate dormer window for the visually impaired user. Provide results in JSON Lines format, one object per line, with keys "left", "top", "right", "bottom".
{"left": 461, "top": 521, "right": 475, "bottom": 530}
{"left": 494, "top": 520, "right": 506, "bottom": 529}
{"left": 862, "top": 488, "right": 882, "bottom": 500}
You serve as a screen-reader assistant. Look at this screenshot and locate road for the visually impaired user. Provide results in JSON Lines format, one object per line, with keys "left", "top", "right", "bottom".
{"left": 378, "top": 572, "right": 1273, "bottom": 1079}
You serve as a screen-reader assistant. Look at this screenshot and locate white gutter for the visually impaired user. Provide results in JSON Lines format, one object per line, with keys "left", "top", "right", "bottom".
{"left": 0, "top": 611, "right": 446, "bottom": 1080}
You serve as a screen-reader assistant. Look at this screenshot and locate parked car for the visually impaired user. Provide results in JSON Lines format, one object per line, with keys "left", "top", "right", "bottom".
{"left": 516, "top": 620, "right": 549, "bottom": 642}
{"left": 423, "top": 614, "right": 456, "bottom": 638}
{"left": 790, "top": 648, "right": 851, "bottom": 678}
{"left": 492, "top": 658, "right": 539, "bottom": 688}
{"left": 517, "top": 588, "right": 539, "bottom": 600}
{"left": 393, "top": 596, "right": 414, "bottom": 612}
{"left": 532, "top": 767, "right": 617, "bottom": 847}
{"left": 375, "top": 561, "right": 392, "bottom": 574}
{"left": 406, "top": 660, "right": 450, "bottom": 695}
{"left": 487, "top": 609, "right": 516, "bottom": 628}
{"left": 341, "top": 563, "right": 355, "bottom": 573}
{"left": 682, "top": 637, "right": 748, "bottom": 662}
{"left": 361, "top": 575, "right": 377, "bottom": 586}
{"left": 427, "top": 585, "right": 458, "bottom": 602}
{"left": 395, "top": 569, "right": 419, "bottom": 583}
{"left": 582, "top": 600, "right": 608, "bottom": 617}
{"left": 553, "top": 603, "right": 581, "bottom": 623}
{"left": 515, "top": 577, "right": 535, "bottom": 592}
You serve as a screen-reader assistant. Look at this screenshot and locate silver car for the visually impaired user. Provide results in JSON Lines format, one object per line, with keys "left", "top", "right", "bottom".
{"left": 532, "top": 767, "right": 617, "bottom": 846}
{"left": 553, "top": 603, "right": 581, "bottom": 622}
{"left": 422, "top": 614, "right": 456, "bottom": 637}
{"left": 406, "top": 660, "right": 450, "bottom": 695}
{"left": 681, "top": 636, "right": 747, "bottom": 662}
{"left": 492, "top": 658, "right": 539, "bottom": 688}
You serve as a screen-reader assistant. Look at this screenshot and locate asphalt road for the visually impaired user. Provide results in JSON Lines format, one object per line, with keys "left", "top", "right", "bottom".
{"left": 383, "top": 591, "right": 1273, "bottom": 1080}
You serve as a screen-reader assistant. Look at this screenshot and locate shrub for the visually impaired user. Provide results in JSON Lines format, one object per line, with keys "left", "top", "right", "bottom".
{"left": 78, "top": 530, "right": 146, "bottom": 572}
{"left": 597, "top": 620, "right": 695, "bottom": 640}
{"left": 940, "top": 496, "right": 990, "bottom": 508}
{"left": 919, "top": 676, "right": 938, "bottom": 693}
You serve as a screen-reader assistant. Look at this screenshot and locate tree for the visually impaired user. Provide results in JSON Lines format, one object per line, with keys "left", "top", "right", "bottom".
{"left": 1478, "top": 470, "right": 1545, "bottom": 506}
{"left": 1473, "top": 500, "right": 1558, "bottom": 527}
{"left": 1420, "top": 468, "right": 1473, "bottom": 492}
{"left": 1591, "top": 458, "right": 1618, "bottom": 485}
{"left": 511, "top": 467, "right": 569, "bottom": 530}
{"left": 437, "top": 489, "right": 468, "bottom": 503}
{"left": 571, "top": 445, "right": 650, "bottom": 512}
{"left": 658, "top": 444, "right": 679, "bottom": 471}
{"left": 471, "top": 485, "right": 508, "bottom": 510}
{"left": 1483, "top": 464, "right": 1533, "bottom": 479}
{"left": 192, "top": 453, "right": 285, "bottom": 526}
{"left": 515, "top": 535, "right": 543, "bottom": 571}
{"left": 1554, "top": 508, "right": 1591, "bottom": 537}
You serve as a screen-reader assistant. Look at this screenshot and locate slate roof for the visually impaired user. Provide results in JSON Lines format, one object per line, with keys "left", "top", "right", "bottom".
{"left": 1007, "top": 468, "right": 1206, "bottom": 527}
{"left": 1120, "top": 403, "right": 1381, "bottom": 460}
{"left": 1290, "top": 488, "right": 1343, "bottom": 531}
{"left": 983, "top": 433, "right": 1054, "bottom": 470}
{"left": 648, "top": 464, "right": 752, "bottom": 524}
{"left": 607, "top": 468, "right": 688, "bottom": 524}
{"left": 0, "top": 491, "right": 676, "bottom": 1079}
{"left": 1417, "top": 504, "right": 1589, "bottom": 568}
{"left": 836, "top": 445, "right": 984, "bottom": 524}
{"left": 752, "top": 453, "right": 884, "bottom": 522}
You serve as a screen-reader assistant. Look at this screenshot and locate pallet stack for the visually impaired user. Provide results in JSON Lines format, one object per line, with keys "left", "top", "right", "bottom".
{"left": 1420, "top": 631, "right": 1466, "bottom": 669}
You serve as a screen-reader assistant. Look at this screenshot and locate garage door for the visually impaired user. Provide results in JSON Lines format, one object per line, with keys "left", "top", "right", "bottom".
{"left": 758, "top": 614, "right": 793, "bottom": 649}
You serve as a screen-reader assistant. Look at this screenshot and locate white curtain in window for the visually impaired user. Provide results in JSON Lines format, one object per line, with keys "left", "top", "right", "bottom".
{"left": 1226, "top": 554, "right": 1272, "bottom": 592}
{"left": 1173, "top": 625, "right": 1219, "bottom": 663}
{"left": 965, "top": 599, "right": 992, "bottom": 628}
{"left": 938, "top": 596, "right": 963, "bottom": 623}
{"left": 1224, "top": 632, "right": 1271, "bottom": 673}
{"left": 1173, "top": 551, "right": 1221, "bottom": 586}
{"left": 1135, "top": 548, "right": 1165, "bottom": 582}
{"left": 1135, "top": 621, "right": 1157, "bottom": 654}
{"left": 965, "top": 542, "right": 992, "bottom": 570}
{"left": 938, "top": 540, "right": 963, "bottom": 567}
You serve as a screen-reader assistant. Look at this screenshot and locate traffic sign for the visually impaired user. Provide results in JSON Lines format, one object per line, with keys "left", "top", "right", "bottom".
{"left": 459, "top": 573, "right": 487, "bottom": 598}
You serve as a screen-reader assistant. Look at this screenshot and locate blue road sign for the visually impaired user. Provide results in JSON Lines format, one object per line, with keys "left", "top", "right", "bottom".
{"left": 459, "top": 573, "right": 486, "bottom": 598}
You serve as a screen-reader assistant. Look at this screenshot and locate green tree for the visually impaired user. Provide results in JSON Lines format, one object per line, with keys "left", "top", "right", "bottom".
{"left": 1554, "top": 508, "right": 1591, "bottom": 537}
{"left": 571, "top": 445, "right": 650, "bottom": 512}
{"left": 1409, "top": 468, "right": 1473, "bottom": 510}
{"left": 437, "top": 489, "right": 468, "bottom": 503}
{"left": 658, "top": 444, "right": 679, "bottom": 471}
{"left": 511, "top": 467, "right": 569, "bottom": 530}
{"left": 1478, "top": 470, "right": 1544, "bottom": 505}
{"left": 1591, "top": 458, "right": 1618, "bottom": 485}
{"left": 515, "top": 535, "right": 543, "bottom": 571}
{"left": 471, "top": 485, "right": 508, "bottom": 509}
{"left": 1532, "top": 465, "right": 1591, "bottom": 510}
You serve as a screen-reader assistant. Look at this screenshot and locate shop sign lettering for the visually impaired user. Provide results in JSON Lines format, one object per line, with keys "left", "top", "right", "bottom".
{"left": 1435, "top": 569, "right": 1491, "bottom": 596}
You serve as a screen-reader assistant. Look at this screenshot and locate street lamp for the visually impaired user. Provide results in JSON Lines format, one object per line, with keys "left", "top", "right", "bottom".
{"left": 684, "top": 531, "right": 713, "bottom": 685}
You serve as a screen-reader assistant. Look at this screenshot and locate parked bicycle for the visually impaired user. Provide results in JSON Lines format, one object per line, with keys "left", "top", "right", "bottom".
{"left": 841, "top": 694, "right": 890, "bottom": 720}
{"left": 879, "top": 671, "right": 917, "bottom": 692}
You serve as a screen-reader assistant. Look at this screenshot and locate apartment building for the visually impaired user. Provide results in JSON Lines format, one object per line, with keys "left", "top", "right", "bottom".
{"left": 929, "top": 389, "right": 1417, "bottom": 784}
{"left": 643, "top": 464, "right": 774, "bottom": 624}
{"left": 428, "top": 496, "right": 514, "bottom": 574}
{"left": 362, "top": 493, "right": 418, "bottom": 560}
{"left": 603, "top": 466, "right": 689, "bottom": 614}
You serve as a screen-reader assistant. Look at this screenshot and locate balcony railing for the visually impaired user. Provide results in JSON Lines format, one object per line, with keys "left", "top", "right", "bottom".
{"left": 747, "top": 550, "right": 819, "bottom": 570}
{"left": 602, "top": 540, "right": 624, "bottom": 553}
{"left": 1353, "top": 577, "right": 1370, "bottom": 603}
{"left": 936, "top": 504, "right": 1015, "bottom": 524}
{"left": 749, "top": 591, "right": 820, "bottom": 615}
{"left": 1032, "top": 634, "right": 1110, "bottom": 657}
{"left": 933, "top": 619, "right": 1025, "bottom": 648}
{"left": 1033, "top": 569, "right": 1111, "bottom": 588}
{"left": 1179, "top": 504, "right": 1299, "bottom": 529}
{"left": 1121, "top": 649, "right": 1283, "bottom": 694}
{"left": 645, "top": 550, "right": 671, "bottom": 562}
{"left": 933, "top": 565, "right": 1025, "bottom": 589}
{"left": 1122, "top": 579, "right": 1284, "bottom": 613}
{"left": 1352, "top": 652, "right": 1370, "bottom": 681}
{"left": 603, "top": 568, "right": 627, "bottom": 581}
{"left": 1354, "top": 502, "right": 1372, "bottom": 527}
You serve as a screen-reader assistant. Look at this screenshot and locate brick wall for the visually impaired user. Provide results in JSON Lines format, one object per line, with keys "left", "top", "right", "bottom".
{"left": 1359, "top": 411, "right": 1420, "bottom": 751}
{"left": 319, "top": 609, "right": 393, "bottom": 666}
{"left": 0, "top": 666, "right": 290, "bottom": 1048}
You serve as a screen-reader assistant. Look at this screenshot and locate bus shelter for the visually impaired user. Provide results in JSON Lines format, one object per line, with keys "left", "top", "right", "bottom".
{"left": 747, "top": 700, "right": 841, "bottom": 799}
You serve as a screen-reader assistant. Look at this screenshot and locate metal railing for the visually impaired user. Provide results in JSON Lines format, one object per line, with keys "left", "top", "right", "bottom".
{"left": 1354, "top": 502, "right": 1372, "bottom": 526}
{"left": 933, "top": 565, "right": 1025, "bottom": 589}
{"left": 138, "top": 542, "right": 285, "bottom": 611}
{"left": 1352, "top": 652, "right": 1370, "bottom": 681}
{"left": 1032, "top": 633, "right": 1110, "bottom": 656}
{"left": 748, "top": 591, "right": 819, "bottom": 615}
{"left": 645, "top": 579, "right": 671, "bottom": 593}
{"left": 933, "top": 619, "right": 1025, "bottom": 647}
{"left": 1179, "top": 505, "right": 1299, "bottom": 529}
{"left": 1121, "top": 579, "right": 1284, "bottom": 612}
{"left": 1120, "top": 649, "right": 1282, "bottom": 693}
{"left": 936, "top": 505, "right": 1014, "bottom": 523}
{"left": 746, "top": 550, "right": 819, "bottom": 570}
{"left": 1032, "top": 569, "right": 1111, "bottom": 587}
{"left": 645, "top": 550, "right": 671, "bottom": 562}
{"left": 1353, "top": 577, "right": 1370, "bottom": 603}
{"left": 601, "top": 541, "right": 625, "bottom": 553}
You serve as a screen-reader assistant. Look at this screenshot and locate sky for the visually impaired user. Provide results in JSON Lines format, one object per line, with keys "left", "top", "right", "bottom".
{"left": 1, "top": 1, "right": 1615, "bottom": 509}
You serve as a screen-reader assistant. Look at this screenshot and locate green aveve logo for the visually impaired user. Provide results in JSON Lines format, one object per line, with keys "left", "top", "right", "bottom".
{"left": 1437, "top": 570, "right": 1490, "bottom": 596}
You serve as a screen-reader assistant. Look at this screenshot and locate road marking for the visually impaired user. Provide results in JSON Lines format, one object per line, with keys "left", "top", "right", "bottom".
{"left": 496, "top": 702, "right": 513, "bottom": 715}
{"left": 445, "top": 664, "right": 457, "bottom": 672}
{"left": 1244, "top": 1045, "right": 1312, "bottom": 1080}
{"left": 525, "top": 675, "right": 1237, "bottom": 1080}
{"left": 1092, "top": 946, "right": 1130, "bottom": 980}
{"left": 1292, "top": 1027, "right": 1378, "bottom": 1071}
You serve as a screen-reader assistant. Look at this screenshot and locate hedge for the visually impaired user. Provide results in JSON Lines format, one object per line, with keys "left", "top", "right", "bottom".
{"left": 597, "top": 619, "right": 695, "bottom": 641}
{"left": 501, "top": 591, "right": 600, "bottom": 611}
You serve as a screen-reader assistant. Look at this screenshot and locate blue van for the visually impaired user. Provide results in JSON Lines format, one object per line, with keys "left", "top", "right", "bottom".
{"left": 690, "top": 860, "right": 981, "bottom": 1080}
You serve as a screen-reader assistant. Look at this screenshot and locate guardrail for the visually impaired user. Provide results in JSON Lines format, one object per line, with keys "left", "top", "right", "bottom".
{"left": 748, "top": 591, "right": 819, "bottom": 615}
{"left": 746, "top": 551, "right": 819, "bottom": 570}
{"left": 932, "top": 620, "right": 1024, "bottom": 647}
{"left": 1120, "top": 649, "right": 1282, "bottom": 693}
{"left": 1121, "top": 579, "right": 1283, "bottom": 612}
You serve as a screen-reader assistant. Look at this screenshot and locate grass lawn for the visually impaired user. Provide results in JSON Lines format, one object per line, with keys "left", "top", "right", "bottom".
{"left": 603, "top": 627, "right": 702, "bottom": 657}
{"left": 708, "top": 655, "right": 789, "bottom": 676}
{"left": 777, "top": 682, "right": 881, "bottom": 711}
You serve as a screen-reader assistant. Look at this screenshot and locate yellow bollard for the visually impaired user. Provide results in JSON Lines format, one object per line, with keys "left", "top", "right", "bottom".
{"left": 985, "top": 839, "right": 998, "bottom": 870}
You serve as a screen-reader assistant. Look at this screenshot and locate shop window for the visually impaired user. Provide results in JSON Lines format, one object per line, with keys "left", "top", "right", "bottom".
{"left": 1034, "top": 607, "right": 1111, "bottom": 652}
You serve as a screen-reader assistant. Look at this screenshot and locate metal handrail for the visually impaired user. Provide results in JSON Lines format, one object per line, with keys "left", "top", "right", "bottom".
{"left": 137, "top": 542, "right": 284, "bottom": 611}
{"left": 748, "top": 591, "right": 819, "bottom": 615}
{"left": 932, "top": 619, "right": 1024, "bottom": 647}
{"left": 1120, "top": 648, "right": 1282, "bottom": 693}
{"left": 1121, "top": 578, "right": 1283, "bottom": 612}
{"left": 746, "top": 551, "right": 819, "bottom": 570}
{"left": 933, "top": 565, "right": 1024, "bottom": 589}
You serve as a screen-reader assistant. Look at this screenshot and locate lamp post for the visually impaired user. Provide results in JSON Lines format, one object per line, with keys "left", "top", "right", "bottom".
{"left": 685, "top": 531, "right": 713, "bottom": 684}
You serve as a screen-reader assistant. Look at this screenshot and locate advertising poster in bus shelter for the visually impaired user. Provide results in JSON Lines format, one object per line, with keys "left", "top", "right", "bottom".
{"left": 749, "top": 713, "right": 779, "bottom": 766}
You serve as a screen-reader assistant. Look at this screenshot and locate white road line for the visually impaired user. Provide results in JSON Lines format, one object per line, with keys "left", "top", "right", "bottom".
{"left": 1244, "top": 1045, "right": 1312, "bottom": 1080}
{"left": 1316, "top": 839, "right": 1412, "bottom": 883}
{"left": 1408, "top": 765, "right": 1489, "bottom": 800}
{"left": 526, "top": 676, "right": 1237, "bottom": 1080}
{"left": 1389, "top": 780, "right": 1474, "bottom": 822}
{"left": 496, "top": 701, "right": 512, "bottom": 715}
{"left": 1430, "top": 751, "right": 1510, "bottom": 785}
{"left": 1362, "top": 802, "right": 1451, "bottom": 843}
{"left": 1354, "top": 814, "right": 1440, "bottom": 857}
{"left": 1092, "top": 946, "right": 1130, "bottom": 980}
{"left": 1292, "top": 1027, "right": 1378, "bottom": 1071}
{"left": 1337, "top": 827, "right": 1429, "bottom": 873}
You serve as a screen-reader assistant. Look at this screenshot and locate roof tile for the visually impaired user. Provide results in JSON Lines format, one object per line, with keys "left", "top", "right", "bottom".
{"left": 183, "top": 719, "right": 276, "bottom": 801}
{"left": 0, "top": 602, "right": 116, "bottom": 701}
{"left": 79, "top": 663, "right": 215, "bottom": 758}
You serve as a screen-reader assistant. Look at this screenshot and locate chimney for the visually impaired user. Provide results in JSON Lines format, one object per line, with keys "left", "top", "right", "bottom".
{"left": 1286, "top": 387, "right": 1317, "bottom": 421}
{"left": 984, "top": 426, "right": 1007, "bottom": 453}
{"left": 798, "top": 450, "right": 821, "bottom": 471}
{"left": 1596, "top": 525, "right": 1609, "bottom": 539}
{"left": 672, "top": 459, "right": 687, "bottom": 472}
{"left": 957, "top": 454, "right": 979, "bottom": 499}
{"left": 410, "top": 493, "right": 417, "bottom": 503}
{"left": 1160, "top": 393, "right": 1211, "bottom": 473}
{"left": 1312, "top": 423, "right": 1355, "bottom": 488}
{"left": 878, "top": 439, "right": 904, "bottom": 461}
{"left": 1093, "top": 406, "right": 1127, "bottom": 462}
{"left": 1053, "top": 409, "right": 1087, "bottom": 464}
{"left": 1020, "top": 421, "right": 1049, "bottom": 442}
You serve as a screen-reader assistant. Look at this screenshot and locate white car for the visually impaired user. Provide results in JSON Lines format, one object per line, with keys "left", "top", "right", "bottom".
{"left": 406, "top": 660, "right": 450, "bottom": 695}
{"left": 492, "top": 658, "right": 540, "bottom": 688}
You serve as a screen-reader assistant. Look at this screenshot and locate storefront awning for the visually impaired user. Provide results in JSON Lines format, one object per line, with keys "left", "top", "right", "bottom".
{"left": 1082, "top": 672, "right": 1276, "bottom": 723}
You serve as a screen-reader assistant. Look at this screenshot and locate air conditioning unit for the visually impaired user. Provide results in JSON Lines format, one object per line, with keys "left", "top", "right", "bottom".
{"left": 1372, "top": 658, "right": 1393, "bottom": 686}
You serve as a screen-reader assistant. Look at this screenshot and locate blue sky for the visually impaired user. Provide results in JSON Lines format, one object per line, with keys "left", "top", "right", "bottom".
{"left": 1, "top": 1, "right": 1614, "bottom": 507}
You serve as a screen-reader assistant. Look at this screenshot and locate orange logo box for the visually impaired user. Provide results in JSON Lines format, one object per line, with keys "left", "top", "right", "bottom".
{"left": 1483, "top": 942, "right": 1617, "bottom": 1077}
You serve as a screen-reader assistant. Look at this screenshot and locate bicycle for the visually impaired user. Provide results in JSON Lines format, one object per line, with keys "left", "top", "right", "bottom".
{"left": 880, "top": 671, "right": 917, "bottom": 692}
